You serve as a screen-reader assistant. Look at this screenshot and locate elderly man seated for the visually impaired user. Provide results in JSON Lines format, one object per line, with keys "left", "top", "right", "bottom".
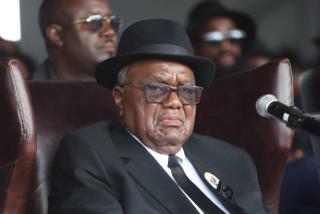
{"left": 49, "top": 19, "right": 268, "bottom": 214}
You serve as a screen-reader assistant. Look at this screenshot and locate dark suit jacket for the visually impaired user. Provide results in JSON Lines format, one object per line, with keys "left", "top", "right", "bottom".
{"left": 49, "top": 121, "right": 267, "bottom": 214}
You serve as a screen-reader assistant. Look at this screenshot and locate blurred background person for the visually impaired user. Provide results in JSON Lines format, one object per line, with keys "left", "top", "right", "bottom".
{"left": 32, "top": 0, "right": 122, "bottom": 80}
{"left": 186, "top": 0, "right": 256, "bottom": 78}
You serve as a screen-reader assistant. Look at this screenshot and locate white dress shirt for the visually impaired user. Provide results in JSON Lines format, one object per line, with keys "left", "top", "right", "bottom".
{"left": 127, "top": 131, "right": 229, "bottom": 214}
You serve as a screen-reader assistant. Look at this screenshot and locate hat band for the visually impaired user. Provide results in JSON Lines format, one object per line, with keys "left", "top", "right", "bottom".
{"left": 123, "top": 44, "right": 192, "bottom": 56}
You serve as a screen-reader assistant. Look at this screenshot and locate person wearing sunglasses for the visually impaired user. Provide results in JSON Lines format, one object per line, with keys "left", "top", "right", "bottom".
{"left": 49, "top": 19, "right": 268, "bottom": 214}
{"left": 187, "top": 0, "right": 256, "bottom": 78}
{"left": 32, "top": 0, "right": 123, "bottom": 81}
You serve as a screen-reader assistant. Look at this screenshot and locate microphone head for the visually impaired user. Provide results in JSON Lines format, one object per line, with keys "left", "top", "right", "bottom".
{"left": 256, "top": 94, "right": 278, "bottom": 117}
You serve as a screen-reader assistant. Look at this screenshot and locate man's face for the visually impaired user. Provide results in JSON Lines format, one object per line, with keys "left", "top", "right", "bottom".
{"left": 113, "top": 59, "right": 197, "bottom": 154}
{"left": 194, "top": 17, "right": 242, "bottom": 76}
{"left": 60, "top": 0, "right": 117, "bottom": 73}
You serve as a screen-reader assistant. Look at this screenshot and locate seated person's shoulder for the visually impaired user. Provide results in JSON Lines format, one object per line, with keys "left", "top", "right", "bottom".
{"left": 64, "top": 120, "right": 119, "bottom": 141}
{"left": 57, "top": 120, "right": 119, "bottom": 154}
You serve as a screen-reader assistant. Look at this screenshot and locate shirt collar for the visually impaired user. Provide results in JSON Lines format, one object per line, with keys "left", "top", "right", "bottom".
{"left": 174, "top": 147, "right": 186, "bottom": 164}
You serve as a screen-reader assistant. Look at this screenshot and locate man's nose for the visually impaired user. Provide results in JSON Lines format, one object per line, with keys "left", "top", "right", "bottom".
{"left": 219, "top": 39, "right": 235, "bottom": 50}
{"left": 163, "top": 90, "right": 183, "bottom": 109}
{"left": 100, "top": 23, "right": 116, "bottom": 37}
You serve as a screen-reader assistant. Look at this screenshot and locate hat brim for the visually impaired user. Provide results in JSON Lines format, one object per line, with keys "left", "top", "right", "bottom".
{"left": 96, "top": 53, "right": 215, "bottom": 89}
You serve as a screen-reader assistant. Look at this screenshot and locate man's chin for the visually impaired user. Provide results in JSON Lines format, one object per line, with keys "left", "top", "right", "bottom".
{"left": 157, "top": 144, "right": 183, "bottom": 155}
{"left": 147, "top": 131, "right": 190, "bottom": 154}
{"left": 162, "top": 125, "right": 183, "bottom": 134}
{"left": 163, "top": 129, "right": 190, "bottom": 143}
{"left": 150, "top": 129, "right": 185, "bottom": 142}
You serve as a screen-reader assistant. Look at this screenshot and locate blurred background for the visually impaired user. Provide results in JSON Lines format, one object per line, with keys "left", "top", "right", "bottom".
{"left": 2, "top": 0, "right": 320, "bottom": 68}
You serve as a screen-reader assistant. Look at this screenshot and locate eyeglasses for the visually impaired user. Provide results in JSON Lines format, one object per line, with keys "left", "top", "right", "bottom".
{"left": 124, "top": 82, "right": 203, "bottom": 105}
{"left": 73, "top": 14, "right": 123, "bottom": 33}
{"left": 202, "top": 29, "right": 246, "bottom": 46}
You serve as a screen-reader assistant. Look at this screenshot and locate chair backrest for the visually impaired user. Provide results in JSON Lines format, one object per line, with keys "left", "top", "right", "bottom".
{"left": 299, "top": 68, "right": 320, "bottom": 183}
{"left": 195, "top": 58, "right": 294, "bottom": 212}
{"left": 0, "top": 58, "right": 293, "bottom": 214}
{"left": 0, "top": 58, "right": 36, "bottom": 214}
{"left": 28, "top": 81, "right": 120, "bottom": 214}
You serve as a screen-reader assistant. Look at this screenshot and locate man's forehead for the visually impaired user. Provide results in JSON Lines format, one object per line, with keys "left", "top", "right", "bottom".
{"left": 200, "top": 17, "right": 236, "bottom": 33}
{"left": 127, "top": 59, "right": 195, "bottom": 83}
{"left": 61, "top": 0, "right": 111, "bottom": 14}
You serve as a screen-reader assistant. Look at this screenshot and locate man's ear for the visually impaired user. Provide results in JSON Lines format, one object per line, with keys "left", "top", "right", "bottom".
{"left": 112, "top": 86, "right": 125, "bottom": 116}
{"left": 45, "top": 24, "right": 63, "bottom": 47}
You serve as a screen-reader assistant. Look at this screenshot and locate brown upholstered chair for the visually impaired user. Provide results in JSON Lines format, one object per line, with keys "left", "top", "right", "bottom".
{"left": 195, "top": 58, "right": 294, "bottom": 213}
{"left": 0, "top": 59, "right": 36, "bottom": 214}
{"left": 0, "top": 58, "right": 120, "bottom": 214}
{"left": 0, "top": 58, "right": 293, "bottom": 214}
{"left": 28, "top": 80, "right": 120, "bottom": 214}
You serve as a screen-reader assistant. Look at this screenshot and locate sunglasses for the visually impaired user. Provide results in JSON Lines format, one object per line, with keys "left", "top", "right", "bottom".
{"left": 123, "top": 82, "right": 203, "bottom": 105}
{"left": 202, "top": 29, "right": 246, "bottom": 46}
{"left": 73, "top": 14, "right": 123, "bottom": 33}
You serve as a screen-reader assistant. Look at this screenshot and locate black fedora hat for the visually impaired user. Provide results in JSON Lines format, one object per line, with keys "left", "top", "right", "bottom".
{"left": 96, "top": 19, "right": 215, "bottom": 89}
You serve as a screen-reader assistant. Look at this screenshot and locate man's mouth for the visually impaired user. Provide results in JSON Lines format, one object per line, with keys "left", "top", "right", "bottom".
{"left": 160, "top": 115, "right": 183, "bottom": 127}
{"left": 96, "top": 38, "right": 116, "bottom": 52}
{"left": 101, "top": 42, "right": 116, "bottom": 52}
{"left": 219, "top": 52, "right": 236, "bottom": 66}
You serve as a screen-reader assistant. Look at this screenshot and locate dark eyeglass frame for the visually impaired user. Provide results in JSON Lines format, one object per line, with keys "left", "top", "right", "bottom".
{"left": 122, "top": 82, "right": 204, "bottom": 105}
{"left": 202, "top": 29, "right": 246, "bottom": 46}
{"left": 72, "top": 14, "right": 123, "bottom": 33}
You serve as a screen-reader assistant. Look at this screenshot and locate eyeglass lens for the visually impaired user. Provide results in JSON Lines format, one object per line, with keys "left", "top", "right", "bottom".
{"left": 84, "top": 14, "right": 122, "bottom": 33}
{"left": 144, "top": 83, "right": 203, "bottom": 105}
{"left": 202, "top": 29, "right": 246, "bottom": 45}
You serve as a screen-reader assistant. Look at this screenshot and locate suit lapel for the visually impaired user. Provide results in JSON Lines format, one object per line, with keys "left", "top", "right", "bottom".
{"left": 109, "top": 124, "right": 198, "bottom": 214}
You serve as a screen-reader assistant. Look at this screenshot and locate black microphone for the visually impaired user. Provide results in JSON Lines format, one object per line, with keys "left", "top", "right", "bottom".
{"left": 256, "top": 94, "right": 320, "bottom": 138}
